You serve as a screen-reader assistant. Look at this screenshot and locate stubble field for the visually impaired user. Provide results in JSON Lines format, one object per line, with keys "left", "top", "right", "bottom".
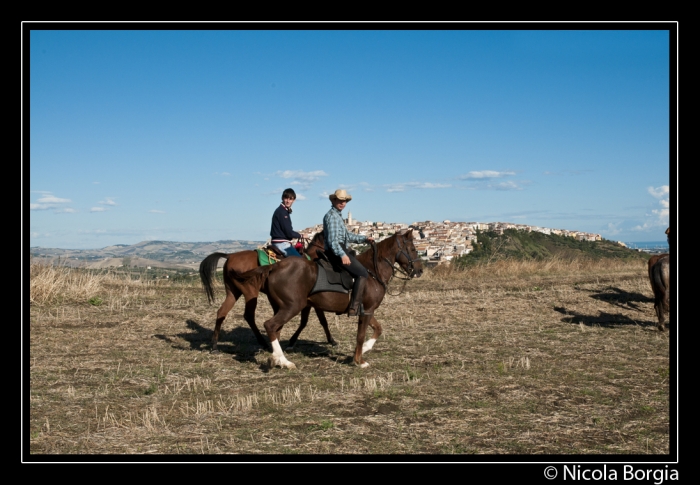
{"left": 28, "top": 257, "right": 672, "bottom": 457}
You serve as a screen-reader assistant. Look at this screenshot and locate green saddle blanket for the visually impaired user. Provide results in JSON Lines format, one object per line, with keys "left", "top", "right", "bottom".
{"left": 257, "top": 249, "right": 310, "bottom": 266}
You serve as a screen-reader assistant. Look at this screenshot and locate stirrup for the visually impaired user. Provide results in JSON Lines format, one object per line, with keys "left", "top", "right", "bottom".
{"left": 348, "top": 303, "right": 364, "bottom": 317}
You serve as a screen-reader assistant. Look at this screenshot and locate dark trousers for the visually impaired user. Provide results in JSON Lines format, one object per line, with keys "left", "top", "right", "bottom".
{"left": 328, "top": 245, "right": 368, "bottom": 279}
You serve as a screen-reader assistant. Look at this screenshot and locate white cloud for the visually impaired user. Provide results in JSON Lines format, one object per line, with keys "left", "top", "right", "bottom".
{"left": 55, "top": 208, "right": 77, "bottom": 213}
{"left": 275, "top": 170, "right": 328, "bottom": 181}
{"left": 458, "top": 170, "right": 516, "bottom": 180}
{"left": 633, "top": 185, "right": 670, "bottom": 232}
{"left": 30, "top": 192, "right": 73, "bottom": 211}
{"left": 385, "top": 182, "right": 451, "bottom": 192}
{"left": 30, "top": 203, "right": 52, "bottom": 211}
{"left": 605, "top": 222, "right": 623, "bottom": 236}
{"left": 149, "top": 209, "right": 165, "bottom": 213}
{"left": 99, "top": 197, "right": 117, "bottom": 206}
{"left": 90, "top": 207, "right": 107, "bottom": 212}
{"left": 275, "top": 170, "right": 328, "bottom": 189}
{"left": 38, "top": 194, "right": 71, "bottom": 204}
{"left": 652, "top": 208, "right": 669, "bottom": 219}
{"left": 295, "top": 193, "right": 307, "bottom": 201}
{"left": 487, "top": 181, "right": 522, "bottom": 191}
{"left": 648, "top": 185, "right": 669, "bottom": 199}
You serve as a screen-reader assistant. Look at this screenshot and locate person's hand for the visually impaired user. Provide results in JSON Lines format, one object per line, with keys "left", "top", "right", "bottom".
{"left": 341, "top": 255, "right": 351, "bottom": 265}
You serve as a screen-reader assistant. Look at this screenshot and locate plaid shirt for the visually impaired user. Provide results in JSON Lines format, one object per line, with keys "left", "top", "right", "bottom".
{"left": 323, "top": 206, "right": 367, "bottom": 257}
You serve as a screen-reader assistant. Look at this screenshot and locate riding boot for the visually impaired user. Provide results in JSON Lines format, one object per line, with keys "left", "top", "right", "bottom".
{"left": 348, "top": 276, "right": 367, "bottom": 317}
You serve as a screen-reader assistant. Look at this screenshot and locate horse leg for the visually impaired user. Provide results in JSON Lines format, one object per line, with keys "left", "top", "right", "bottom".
{"left": 362, "top": 316, "right": 383, "bottom": 354}
{"left": 353, "top": 315, "right": 372, "bottom": 368}
{"left": 287, "top": 306, "right": 311, "bottom": 350}
{"left": 654, "top": 305, "right": 666, "bottom": 332}
{"left": 315, "top": 308, "right": 338, "bottom": 346}
{"left": 263, "top": 309, "right": 301, "bottom": 369}
{"left": 655, "top": 297, "right": 666, "bottom": 331}
{"left": 242, "top": 295, "right": 270, "bottom": 351}
{"left": 212, "top": 287, "right": 237, "bottom": 353}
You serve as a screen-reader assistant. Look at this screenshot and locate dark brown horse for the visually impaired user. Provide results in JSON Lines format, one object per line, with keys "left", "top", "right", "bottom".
{"left": 648, "top": 227, "right": 671, "bottom": 331}
{"left": 236, "top": 229, "right": 423, "bottom": 368}
{"left": 648, "top": 254, "right": 670, "bottom": 331}
{"left": 199, "top": 232, "right": 336, "bottom": 352}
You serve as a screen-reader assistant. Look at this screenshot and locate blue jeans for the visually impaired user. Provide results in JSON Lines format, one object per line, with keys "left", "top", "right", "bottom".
{"left": 272, "top": 241, "right": 301, "bottom": 257}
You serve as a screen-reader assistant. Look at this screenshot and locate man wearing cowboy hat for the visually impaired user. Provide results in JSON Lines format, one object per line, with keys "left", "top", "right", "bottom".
{"left": 323, "top": 189, "right": 374, "bottom": 317}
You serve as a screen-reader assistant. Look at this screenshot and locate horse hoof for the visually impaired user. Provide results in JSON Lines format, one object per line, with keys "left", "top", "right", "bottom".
{"left": 355, "top": 361, "right": 370, "bottom": 368}
{"left": 210, "top": 349, "right": 220, "bottom": 354}
{"left": 330, "top": 340, "right": 338, "bottom": 347}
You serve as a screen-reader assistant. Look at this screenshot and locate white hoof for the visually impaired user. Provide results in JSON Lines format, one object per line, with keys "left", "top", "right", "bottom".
{"left": 355, "top": 361, "right": 370, "bottom": 368}
{"left": 270, "top": 356, "right": 296, "bottom": 369}
{"left": 270, "top": 339, "right": 295, "bottom": 369}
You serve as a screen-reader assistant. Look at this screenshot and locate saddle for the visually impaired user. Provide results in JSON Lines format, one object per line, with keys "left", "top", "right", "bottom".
{"left": 310, "top": 249, "right": 354, "bottom": 294}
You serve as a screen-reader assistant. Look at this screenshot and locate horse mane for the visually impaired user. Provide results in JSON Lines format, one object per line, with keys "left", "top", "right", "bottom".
{"left": 356, "top": 230, "right": 412, "bottom": 267}
{"left": 310, "top": 231, "right": 324, "bottom": 245}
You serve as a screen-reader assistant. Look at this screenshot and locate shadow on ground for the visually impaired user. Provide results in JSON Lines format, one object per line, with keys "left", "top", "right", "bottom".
{"left": 154, "top": 319, "right": 339, "bottom": 365}
{"left": 584, "top": 286, "right": 653, "bottom": 312}
{"left": 553, "top": 306, "right": 657, "bottom": 329}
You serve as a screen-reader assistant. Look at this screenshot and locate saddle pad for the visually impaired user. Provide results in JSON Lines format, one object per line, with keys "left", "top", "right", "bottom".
{"left": 257, "top": 249, "right": 278, "bottom": 266}
{"left": 310, "top": 260, "right": 353, "bottom": 295}
{"left": 257, "top": 249, "right": 312, "bottom": 266}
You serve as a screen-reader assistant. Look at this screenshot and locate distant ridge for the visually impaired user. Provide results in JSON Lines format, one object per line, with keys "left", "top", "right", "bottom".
{"left": 453, "top": 229, "right": 651, "bottom": 267}
{"left": 29, "top": 239, "right": 265, "bottom": 270}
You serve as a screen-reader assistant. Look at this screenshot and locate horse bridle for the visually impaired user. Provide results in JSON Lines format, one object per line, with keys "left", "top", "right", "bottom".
{"left": 391, "top": 234, "right": 420, "bottom": 277}
{"left": 369, "top": 235, "right": 420, "bottom": 296}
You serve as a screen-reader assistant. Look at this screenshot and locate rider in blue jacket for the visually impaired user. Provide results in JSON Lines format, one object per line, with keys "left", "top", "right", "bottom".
{"left": 270, "top": 188, "right": 302, "bottom": 257}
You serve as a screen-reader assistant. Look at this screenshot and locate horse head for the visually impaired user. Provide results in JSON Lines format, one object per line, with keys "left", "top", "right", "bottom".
{"left": 394, "top": 229, "right": 423, "bottom": 278}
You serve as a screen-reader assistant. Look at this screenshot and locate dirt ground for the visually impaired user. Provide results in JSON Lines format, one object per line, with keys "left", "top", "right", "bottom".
{"left": 27, "top": 259, "right": 674, "bottom": 458}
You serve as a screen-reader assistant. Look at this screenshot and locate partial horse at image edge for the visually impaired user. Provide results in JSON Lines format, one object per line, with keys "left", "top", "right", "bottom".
{"left": 647, "top": 226, "right": 671, "bottom": 331}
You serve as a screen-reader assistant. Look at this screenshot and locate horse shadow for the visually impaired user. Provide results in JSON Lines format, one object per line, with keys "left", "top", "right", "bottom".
{"left": 583, "top": 286, "right": 654, "bottom": 312}
{"left": 552, "top": 306, "right": 658, "bottom": 329}
{"left": 154, "top": 319, "right": 338, "bottom": 366}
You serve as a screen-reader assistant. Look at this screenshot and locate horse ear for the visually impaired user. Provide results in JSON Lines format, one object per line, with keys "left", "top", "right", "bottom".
{"left": 399, "top": 228, "right": 413, "bottom": 239}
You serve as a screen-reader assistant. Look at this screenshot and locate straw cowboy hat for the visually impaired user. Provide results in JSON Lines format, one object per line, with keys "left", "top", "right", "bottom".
{"left": 329, "top": 189, "right": 352, "bottom": 202}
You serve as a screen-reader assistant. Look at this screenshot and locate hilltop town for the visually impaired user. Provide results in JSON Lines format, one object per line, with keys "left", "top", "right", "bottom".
{"left": 298, "top": 212, "right": 602, "bottom": 265}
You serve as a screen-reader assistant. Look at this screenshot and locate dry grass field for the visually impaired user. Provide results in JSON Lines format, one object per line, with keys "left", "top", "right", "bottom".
{"left": 27, "top": 257, "right": 673, "bottom": 457}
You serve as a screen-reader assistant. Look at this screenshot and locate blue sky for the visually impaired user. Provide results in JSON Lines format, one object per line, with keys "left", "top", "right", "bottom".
{"left": 26, "top": 26, "right": 674, "bottom": 249}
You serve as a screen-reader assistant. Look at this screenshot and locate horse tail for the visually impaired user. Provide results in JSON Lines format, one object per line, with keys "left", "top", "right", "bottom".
{"left": 199, "top": 252, "right": 229, "bottom": 304}
{"left": 232, "top": 265, "right": 274, "bottom": 293}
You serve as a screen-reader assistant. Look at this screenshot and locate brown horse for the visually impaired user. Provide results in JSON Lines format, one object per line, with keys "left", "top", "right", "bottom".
{"left": 236, "top": 229, "right": 423, "bottom": 369}
{"left": 199, "top": 232, "right": 336, "bottom": 352}
{"left": 649, "top": 254, "right": 670, "bottom": 331}
{"left": 647, "top": 227, "right": 671, "bottom": 331}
